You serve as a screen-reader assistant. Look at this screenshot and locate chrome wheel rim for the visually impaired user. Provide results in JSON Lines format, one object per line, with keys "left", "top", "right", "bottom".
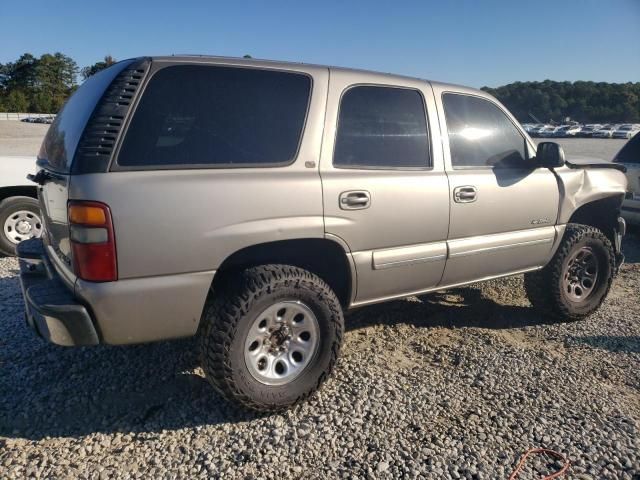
{"left": 563, "top": 246, "right": 599, "bottom": 302}
{"left": 3, "top": 210, "right": 43, "bottom": 245}
{"left": 244, "top": 300, "right": 320, "bottom": 386}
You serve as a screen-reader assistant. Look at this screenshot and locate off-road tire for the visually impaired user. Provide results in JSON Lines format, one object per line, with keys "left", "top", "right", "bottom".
{"left": 0, "top": 196, "right": 41, "bottom": 256}
{"left": 524, "top": 223, "right": 615, "bottom": 321}
{"left": 199, "top": 264, "right": 344, "bottom": 412}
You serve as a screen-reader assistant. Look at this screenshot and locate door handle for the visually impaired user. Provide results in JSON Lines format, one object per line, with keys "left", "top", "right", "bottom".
{"left": 453, "top": 186, "right": 477, "bottom": 203}
{"left": 339, "top": 190, "right": 371, "bottom": 210}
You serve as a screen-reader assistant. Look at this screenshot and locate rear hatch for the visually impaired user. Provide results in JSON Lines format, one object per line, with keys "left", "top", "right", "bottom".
{"left": 35, "top": 58, "right": 149, "bottom": 281}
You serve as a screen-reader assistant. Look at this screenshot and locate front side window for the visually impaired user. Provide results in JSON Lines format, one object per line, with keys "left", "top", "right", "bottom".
{"left": 117, "top": 65, "right": 311, "bottom": 168}
{"left": 442, "top": 93, "right": 528, "bottom": 168}
{"left": 333, "top": 86, "right": 430, "bottom": 169}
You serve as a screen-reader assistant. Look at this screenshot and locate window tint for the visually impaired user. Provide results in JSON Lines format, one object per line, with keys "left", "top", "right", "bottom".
{"left": 442, "top": 93, "right": 527, "bottom": 168}
{"left": 333, "top": 86, "right": 430, "bottom": 169}
{"left": 118, "top": 65, "right": 311, "bottom": 168}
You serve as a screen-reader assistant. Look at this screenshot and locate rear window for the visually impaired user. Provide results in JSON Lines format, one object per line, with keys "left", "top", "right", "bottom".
{"left": 117, "top": 65, "right": 311, "bottom": 169}
{"left": 39, "top": 60, "right": 133, "bottom": 172}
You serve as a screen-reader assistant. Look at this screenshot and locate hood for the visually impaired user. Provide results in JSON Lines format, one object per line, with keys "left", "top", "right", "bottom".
{"left": 565, "top": 156, "right": 626, "bottom": 173}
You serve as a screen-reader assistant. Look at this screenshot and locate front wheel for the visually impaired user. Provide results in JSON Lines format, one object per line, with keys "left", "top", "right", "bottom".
{"left": 524, "top": 223, "right": 615, "bottom": 321}
{"left": 199, "top": 264, "right": 344, "bottom": 411}
{"left": 0, "top": 196, "right": 43, "bottom": 256}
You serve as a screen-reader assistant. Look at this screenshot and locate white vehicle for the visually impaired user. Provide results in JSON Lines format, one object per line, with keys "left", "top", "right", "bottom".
{"left": 613, "top": 124, "right": 640, "bottom": 139}
{"left": 551, "top": 125, "right": 578, "bottom": 137}
{"left": 538, "top": 126, "right": 559, "bottom": 137}
{"left": 614, "top": 133, "right": 640, "bottom": 226}
{"left": 0, "top": 156, "right": 42, "bottom": 255}
{"left": 593, "top": 126, "right": 617, "bottom": 138}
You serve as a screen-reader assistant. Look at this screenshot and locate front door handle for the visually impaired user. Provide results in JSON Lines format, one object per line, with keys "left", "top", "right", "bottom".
{"left": 339, "top": 190, "right": 371, "bottom": 210}
{"left": 453, "top": 186, "right": 477, "bottom": 203}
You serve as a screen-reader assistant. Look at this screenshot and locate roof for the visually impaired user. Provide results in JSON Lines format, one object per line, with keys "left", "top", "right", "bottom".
{"left": 146, "top": 54, "right": 483, "bottom": 96}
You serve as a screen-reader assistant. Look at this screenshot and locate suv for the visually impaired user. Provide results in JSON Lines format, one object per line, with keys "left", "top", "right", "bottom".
{"left": 17, "top": 56, "right": 627, "bottom": 411}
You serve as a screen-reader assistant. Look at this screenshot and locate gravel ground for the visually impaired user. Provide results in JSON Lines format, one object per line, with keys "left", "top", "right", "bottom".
{"left": 0, "top": 233, "right": 638, "bottom": 479}
{"left": 0, "top": 122, "right": 49, "bottom": 156}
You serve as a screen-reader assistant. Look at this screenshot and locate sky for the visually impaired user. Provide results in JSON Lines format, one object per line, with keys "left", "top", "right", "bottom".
{"left": 1, "top": 0, "right": 639, "bottom": 88}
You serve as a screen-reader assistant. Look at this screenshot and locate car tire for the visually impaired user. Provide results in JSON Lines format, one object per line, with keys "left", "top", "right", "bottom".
{"left": 524, "top": 223, "right": 615, "bottom": 321}
{"left": 199, "top": 264, "right": 344, "bottom": 412}
{"left": 0, "top": 196, "right": 43, "bottom": 256}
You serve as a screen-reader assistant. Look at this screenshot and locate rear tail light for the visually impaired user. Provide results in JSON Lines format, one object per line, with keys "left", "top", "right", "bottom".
{"left": 68, "top": 201, "right": 117, "bottom": 282}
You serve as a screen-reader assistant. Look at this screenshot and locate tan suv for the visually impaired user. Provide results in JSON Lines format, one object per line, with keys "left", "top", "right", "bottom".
{"left": 18, "top": 56, "right": 627, "bottom": 411}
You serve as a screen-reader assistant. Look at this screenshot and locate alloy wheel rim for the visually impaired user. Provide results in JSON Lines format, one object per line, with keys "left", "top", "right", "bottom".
{"left": 563, "top": 246, "right": 599, "bottom": 302}
{"left": 3, "top": 210, "right": 43, "bottom": 245}
{"left": 244, "top": 300, "right": 320, "bottom": 386}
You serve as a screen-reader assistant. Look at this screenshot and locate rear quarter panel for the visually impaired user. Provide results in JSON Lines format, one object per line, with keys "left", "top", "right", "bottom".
{"left": 68, "top": 64, "right": 329, "bottom": 280}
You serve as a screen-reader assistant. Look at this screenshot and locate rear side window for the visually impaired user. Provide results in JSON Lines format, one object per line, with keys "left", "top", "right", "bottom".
{"left": 117, "top": 65, "right": 311, "bottom": 168}
{"left": 333, "top": 86, "right": 430, "bottom": 169}
{"left": 442, "top": 93, "right": 528, "bottom": 169}
{"left": 39, "top": 60, "right": 133, "bottom": 172}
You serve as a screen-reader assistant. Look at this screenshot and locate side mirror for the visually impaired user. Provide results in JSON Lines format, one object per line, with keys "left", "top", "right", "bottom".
{"left": 536, "top": 142, "right": 565, "bottom": 168}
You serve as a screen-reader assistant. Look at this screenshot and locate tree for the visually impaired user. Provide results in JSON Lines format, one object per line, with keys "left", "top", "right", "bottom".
{"left": 35, "top": 52, "right": 78, "bottom": 112}
{"left": 5, "top": 89, "right": 29, "bottom": 112}
{"left": 482, "top": 80, "right": 640, "bottom": 123}
{"left": 81, "top": 55, "right": 117, "bottom": 80}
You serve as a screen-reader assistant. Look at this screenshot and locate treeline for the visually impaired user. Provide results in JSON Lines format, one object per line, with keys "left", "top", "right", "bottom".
{"left": 482, "top": 80, "right": 640, "bottom": 124}
{"left": 2, "top": 52, "right": 640, "bottom": 122}
{"left": 0, "top": 53, "right": 115, "bottom": 113}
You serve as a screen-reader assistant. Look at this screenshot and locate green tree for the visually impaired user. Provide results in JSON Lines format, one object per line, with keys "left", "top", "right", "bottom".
{"left": 5, "top": 89, "right": 29, "bottom": 111}
{"left": 482, "top": 80, "right": 640, "bottom": 123}
{"left": 81, "top": 55, "right": 117, "bottom": 80}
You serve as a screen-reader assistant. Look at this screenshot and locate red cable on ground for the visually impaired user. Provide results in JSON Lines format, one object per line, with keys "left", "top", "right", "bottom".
{"left": 508, "top": 448, "right": 570, "bottom": 480}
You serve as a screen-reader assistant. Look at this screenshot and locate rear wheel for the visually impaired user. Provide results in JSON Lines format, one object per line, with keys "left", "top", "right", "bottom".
{"left": 199, "top": 264, "right": 344, "bottom": 411}
{"left": 0, "top": 196, "right": 43, "bottom": 256}
{"left": 524, "top": 223, "right": 614, "bottom": 320}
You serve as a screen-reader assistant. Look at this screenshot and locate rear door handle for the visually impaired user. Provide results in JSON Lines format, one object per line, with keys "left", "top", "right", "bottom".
{"left": 339, "top": 190, "right": 371, "bottom": 210}
{"left": 453, "top": 186, "right": 477, "bottom": 203}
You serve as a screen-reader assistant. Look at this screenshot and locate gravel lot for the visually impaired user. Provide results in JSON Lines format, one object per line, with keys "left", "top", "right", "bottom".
{"left": 0, "top": 233, "right": 638, "bottom": 479}
{"left": 0, "top": 122, "right": 49, "bottom": 156}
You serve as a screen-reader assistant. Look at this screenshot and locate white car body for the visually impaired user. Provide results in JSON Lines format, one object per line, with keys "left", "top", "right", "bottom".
{"left": 0, "top": 156, "right": 37, "bottom": 188}
{"left": 593, "top": 127, "right": 616, "bottom": 138}
{"left": 0, "top": 156, "right": 41, "bottom": 255}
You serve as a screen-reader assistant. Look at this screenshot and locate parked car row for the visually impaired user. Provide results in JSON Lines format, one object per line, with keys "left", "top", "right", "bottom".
{"left": 524, "top": 123, "right": 640, "bottom": 139}
{"left": 20, "top": 116, "right": 55, "bottom": 124}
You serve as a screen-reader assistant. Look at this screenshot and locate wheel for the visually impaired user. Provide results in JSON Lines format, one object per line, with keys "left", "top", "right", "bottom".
{"left": 524, "top": 223, "right": 615, "bottom": 321}
{"left": 0, "top": 196, "right": 43, "bottom": 256}
{"left": 199, "top": 264, "right": 344, "bottom": 411}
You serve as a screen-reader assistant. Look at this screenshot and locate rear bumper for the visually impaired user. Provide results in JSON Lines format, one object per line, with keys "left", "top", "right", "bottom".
{"left": 17, "top": 237, "right": 216, "bottom": 346}
{"left": 17, "top": 238, "right": 99, "bottom": 346}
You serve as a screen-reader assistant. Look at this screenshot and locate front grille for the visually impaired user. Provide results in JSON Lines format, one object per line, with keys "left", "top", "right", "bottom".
{"left": 72, "top": 59, "right": 150, "bottom": 174}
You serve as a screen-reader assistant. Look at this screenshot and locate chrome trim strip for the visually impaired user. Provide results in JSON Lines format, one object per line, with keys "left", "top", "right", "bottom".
{"left": 371, "top": 241, "right": 448, "bottom": 271}
{"left": 375, "top": 253, "right": 446, "bottom": 270}
{"left": 349, "top": 266, "right": 542, "bottom": 308}
{"left": 448, "top": 237, "right": 553, "bottom": 259}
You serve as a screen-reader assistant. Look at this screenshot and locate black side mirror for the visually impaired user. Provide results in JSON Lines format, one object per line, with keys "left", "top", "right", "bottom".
{"left": 536, "top": 142, "right": 565, "bottom": 168}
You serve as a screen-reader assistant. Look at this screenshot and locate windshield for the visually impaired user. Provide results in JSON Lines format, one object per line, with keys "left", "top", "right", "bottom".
{"left": 38, "top": 60, "right": 134, "bottom": 173}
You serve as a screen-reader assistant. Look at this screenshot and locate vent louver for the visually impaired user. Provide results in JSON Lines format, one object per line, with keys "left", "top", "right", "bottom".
{"left": 72, "top": 58, "right": 150, "bottom": 174}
